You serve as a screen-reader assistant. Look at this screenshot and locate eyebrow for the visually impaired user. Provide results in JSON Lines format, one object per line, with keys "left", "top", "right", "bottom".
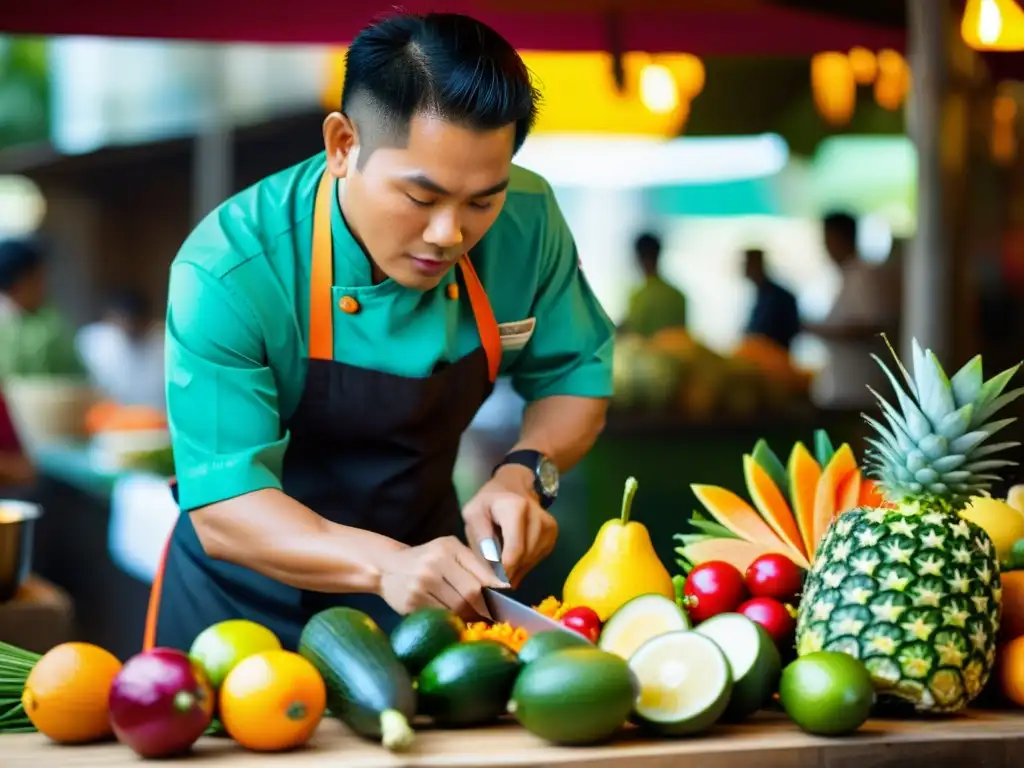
{"left": 402, "top": 173, "right": 510, "bottom": 199}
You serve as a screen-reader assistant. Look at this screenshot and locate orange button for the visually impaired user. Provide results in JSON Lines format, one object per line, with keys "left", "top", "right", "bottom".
{"left": 446, "top": 283, "right": 459, "bottom": 300}
{"left": 339, "top": 296, "right": 360, "bottom": 314}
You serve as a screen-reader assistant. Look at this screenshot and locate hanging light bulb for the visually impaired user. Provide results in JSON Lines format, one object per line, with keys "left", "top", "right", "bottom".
{"left": 811, "top": 52, "right": 856, "bottom": 126}
{"left": 848, "top": 47, "right": 878, "bottom": 85}
{"left": 639, "top": 63, "right": 679, "bottom": 115}
{"left": 874, "top": 49, "right": 912, "bottom": 111}
{"left": 961, "top": 0, "right": 1024, "bottom": 51}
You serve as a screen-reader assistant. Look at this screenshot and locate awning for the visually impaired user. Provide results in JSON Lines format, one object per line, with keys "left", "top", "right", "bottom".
{"left": 1, "top": 0, "right": 906, "bottom": 54}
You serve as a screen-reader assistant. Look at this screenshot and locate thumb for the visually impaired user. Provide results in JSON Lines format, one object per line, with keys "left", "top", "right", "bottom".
{"left": 463, "top": 511, "right": 508, "bottom": 588}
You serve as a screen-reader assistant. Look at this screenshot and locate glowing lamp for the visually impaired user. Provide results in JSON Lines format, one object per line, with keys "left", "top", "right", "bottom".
{"left": 811, "top": 52, "right": 856, "bottom": 126}
{"left": 961, "top": 0, "right": 1024, "bottom": 51}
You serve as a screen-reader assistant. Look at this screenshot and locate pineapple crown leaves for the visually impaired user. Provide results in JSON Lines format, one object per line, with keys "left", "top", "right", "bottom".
{"left": 860, "top": 335, "right": 1024, "bottom": 505}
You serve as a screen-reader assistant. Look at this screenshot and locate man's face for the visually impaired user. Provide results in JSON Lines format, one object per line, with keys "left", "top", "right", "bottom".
{"left": 14, "top": 266, "right": 46, "bottom": 313}
{"left": 824, "top": 227, "right": 852, "bottom": 266}
{"left": 339, "top": 113, "right": 514, "bottom": 291}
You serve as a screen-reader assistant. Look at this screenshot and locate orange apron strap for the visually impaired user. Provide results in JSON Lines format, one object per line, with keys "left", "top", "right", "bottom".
{"left": 308, "top": 170, "right": 335, "bottom": 361}
{"left": 458, "top": 257, "right": 501, "bottom": 384}
{"left": 142, "top": 535, "right": 172, "bottom": 651}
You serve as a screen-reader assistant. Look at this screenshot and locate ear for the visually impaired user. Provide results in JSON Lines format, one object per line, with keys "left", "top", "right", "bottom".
{"left": 323, "top": 112, "right": 359, "bottom": 178}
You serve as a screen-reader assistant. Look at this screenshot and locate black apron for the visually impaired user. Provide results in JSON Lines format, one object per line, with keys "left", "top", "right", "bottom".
{"left": 143, "top": 170, "right": 503, "bottom": 652}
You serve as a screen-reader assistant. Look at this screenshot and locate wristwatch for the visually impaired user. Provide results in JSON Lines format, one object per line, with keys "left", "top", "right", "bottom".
{"left": 493, "top": 449, "right": 560, "bottom": 509}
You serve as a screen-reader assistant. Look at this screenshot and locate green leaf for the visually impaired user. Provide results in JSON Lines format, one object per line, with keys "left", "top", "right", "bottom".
{"left": 915, "top": 349, "right": 956, "bottom": 425}
{"left": 813, "top": 429, "right": 835, "bottom": 467}
{"left": 751, "top": 438, "right": 791, "bottom": 505}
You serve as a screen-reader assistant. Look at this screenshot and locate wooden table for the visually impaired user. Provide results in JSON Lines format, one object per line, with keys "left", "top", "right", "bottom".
{"left": 5, "top": 710, "right": 1024, "bottom": 767}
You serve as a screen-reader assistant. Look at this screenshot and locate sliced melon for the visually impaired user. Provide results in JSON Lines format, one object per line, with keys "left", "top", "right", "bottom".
{"left": 787, "top": 442, "right": 822, "bottom": 559}
{"left": 743, "top": 454, "right": 807, "bottom": 560}
{"left": 677, "top": 537, "right": 795, "bottom": 574}
{"left": 695, "top": 612, "right": 781, "bottom": 722}
{"left": 811, "top": 443, "right": 857, "bottom": 551}
{"left": 750, "top": 438, "right": 790, "bottom": 506}
{"left": 834, "top": 467, "right": 863, "bottom": 517}
{"left": 629, "top": 630, "right": 732, "bottom": 736}
{"left": 859, "top": 478, "right": 886, "bottom": 508}
{"left": 691, "top": 485, "right": 810, "bottom": 568}
{"left": 598, "top": 594, "right": 690, "bottom": 661}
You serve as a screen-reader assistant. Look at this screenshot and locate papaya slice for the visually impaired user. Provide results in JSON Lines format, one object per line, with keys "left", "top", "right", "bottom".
{"left": 679, "top": 537, "right": 799, "bottom": 575}
{"left": 834, "top": 468, "right": 863, "bottom": 519}
{"left": 691, "top": 484, "right": 810, "bottom": 569}
{"left": 787, "top": 442, "right": 822, "bottom": 559}
{"left": 811, "top": 443, "right": 857, "bottom": 552}
{"left": 858, "top": 478, "right": 888, "bottom": 508}
{"left": 751, "top": 439, "right": 790, "bottom": 506}
{"left": 743, "top": 454, "right": 807, "bottom": 560}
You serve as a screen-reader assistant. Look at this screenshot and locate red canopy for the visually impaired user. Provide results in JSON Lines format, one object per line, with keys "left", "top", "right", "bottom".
{"left": 2, "top": 0, "right": 906, "bottom": 54}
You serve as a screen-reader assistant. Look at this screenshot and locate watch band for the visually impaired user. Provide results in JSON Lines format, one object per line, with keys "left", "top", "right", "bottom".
{"left": 493, "top": 449, "right": 558, "bottom": 509}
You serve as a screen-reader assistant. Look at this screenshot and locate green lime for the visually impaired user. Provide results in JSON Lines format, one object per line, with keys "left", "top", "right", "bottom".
{"left": 779, "top": 651, "right": 874, "bottom": 736}
{"left": 1011, "top": 538, "right": 1024, "bottom": 570}
{"left": 189, "top": 619, "right": 281, "bottom": 689}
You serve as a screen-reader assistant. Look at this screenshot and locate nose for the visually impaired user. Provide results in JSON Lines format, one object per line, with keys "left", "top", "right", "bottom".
{"left": 423, "top": 208, "right": 463, "bottom": 250}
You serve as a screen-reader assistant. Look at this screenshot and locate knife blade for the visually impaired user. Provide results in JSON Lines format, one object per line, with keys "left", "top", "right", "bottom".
{"left": 478, "top": 536, "right": 590, "bottom": 642}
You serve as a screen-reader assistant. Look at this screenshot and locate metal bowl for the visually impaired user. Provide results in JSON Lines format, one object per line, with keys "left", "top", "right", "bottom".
{"left": 0, "top": 500, "right": 42, "bottom": 603}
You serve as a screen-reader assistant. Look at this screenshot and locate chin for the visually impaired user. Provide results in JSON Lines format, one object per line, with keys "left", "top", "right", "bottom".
{"left": 393, "top": 268, "right": 451, "bottom": 292}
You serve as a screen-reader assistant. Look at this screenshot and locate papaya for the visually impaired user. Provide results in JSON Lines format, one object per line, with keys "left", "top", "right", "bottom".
{"left": 691, "top": 484, "right": 810, "bottom": 569}
{"left": 743, "top": 455, "right": 807, "bottom": 560}
{"left": 787, "top": 442, "right": 822, "bottom": 559}
{"left": 678, "top": 537, "right": 795, "bottom": 575}
{"left": 834, "top": 468, "right": 863, "bottom": 518}
{"left": 811, "top": 444, "right": 857, "bottom": 551}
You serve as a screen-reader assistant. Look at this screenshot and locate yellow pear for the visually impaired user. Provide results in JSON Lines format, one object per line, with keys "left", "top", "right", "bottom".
{"left": 1008, "top": 485, "right": 1024, "bottom": 515}
{"left": 959, "top": 495, "right": 1024, "bottom": 564}
{"left": 562, "top": 476, "right": 675, "bottom": 621}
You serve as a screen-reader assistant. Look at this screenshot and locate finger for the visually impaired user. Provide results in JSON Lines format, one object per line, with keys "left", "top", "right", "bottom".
{"left": 430, "top": 576, "right": 476, "bottom": 620}
{"left": 441, "top": 560, "right": 491, "bottom": 619}
{"left": 492, "top": 498, "right": 528, "bottom": 582}
{"left": 451, "top": 539, "right": 509, "bottom": 588}
{"left": 462, "top": 502, "right": 498, "bottom": 558}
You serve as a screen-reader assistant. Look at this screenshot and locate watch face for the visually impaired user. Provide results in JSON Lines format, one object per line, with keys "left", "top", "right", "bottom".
{"left": 538, "top": 457, "right": 560, "bottom": 497}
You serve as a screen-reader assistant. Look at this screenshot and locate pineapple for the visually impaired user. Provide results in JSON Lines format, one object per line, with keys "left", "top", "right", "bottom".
{"left": 796, "top": 340, "right": 1023, "bottom": 713}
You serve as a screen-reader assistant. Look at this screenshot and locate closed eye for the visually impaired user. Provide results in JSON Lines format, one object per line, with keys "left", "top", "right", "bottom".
{"left": 469, "top": 200, "right": 494, "bottom": 211}
{"left": 406, "top": 194, "right": 434, "bottom": 207}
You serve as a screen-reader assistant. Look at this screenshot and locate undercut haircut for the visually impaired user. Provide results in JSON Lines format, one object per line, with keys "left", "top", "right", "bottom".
{"left": 340, "top": 12, "right": 541, "bottom": 168}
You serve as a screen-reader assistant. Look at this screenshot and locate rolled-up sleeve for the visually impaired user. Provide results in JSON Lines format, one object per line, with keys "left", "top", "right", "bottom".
{"left": 166, "top": 260, "right": 288, "bottom": 512}
{"left": 509, "top": 187, "right": 615, "bottom": 403}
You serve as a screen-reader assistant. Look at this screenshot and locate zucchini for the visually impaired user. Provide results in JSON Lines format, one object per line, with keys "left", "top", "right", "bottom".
{"left": 390, "top": 607, "right": 466, "bottom": 676}
{"left": 298, "top": 607, "right": 416, "bottom": 751}
{"left": 417, "top": 640, "right": 522, "bottom": 727}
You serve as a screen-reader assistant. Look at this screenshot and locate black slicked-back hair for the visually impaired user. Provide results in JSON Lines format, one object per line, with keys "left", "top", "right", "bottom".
{"left": 340, "top": 12, "right": 540, "bottom": 167}
{"left": 0, "top": 237, "right": 43, "bottom": 293}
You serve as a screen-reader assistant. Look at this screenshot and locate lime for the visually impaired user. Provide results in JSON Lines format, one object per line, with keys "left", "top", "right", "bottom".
{"left": 779, "top": 651, "right": 874, "bottom": 736}
{"left": 1011, "top": 538, "right": 1024, "bottom": 570}
{"left": 189, "top": 619, "right": 281, "bottom": 689}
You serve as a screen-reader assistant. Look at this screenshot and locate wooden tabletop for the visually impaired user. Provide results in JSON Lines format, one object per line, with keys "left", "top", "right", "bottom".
{"left": 5, "top": 710, "right": 1024, "bottom": 767}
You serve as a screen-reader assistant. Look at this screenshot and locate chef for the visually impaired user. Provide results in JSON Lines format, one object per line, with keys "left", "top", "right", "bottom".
{"left": 144, "top": 11, "right": 615, "bottom": 652}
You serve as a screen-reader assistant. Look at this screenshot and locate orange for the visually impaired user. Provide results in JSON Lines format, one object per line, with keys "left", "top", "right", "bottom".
{"left": 998, "top": 635, "right": 1024, "bottom": 706}
{"left": 22, "top": 642, "right": 122, "bottom": 743}
{"left": 1000, "top": 571, "right": 1024, "bottom": 643}
{"left": 219, "top": 650, "right": 326, "bottom": 752}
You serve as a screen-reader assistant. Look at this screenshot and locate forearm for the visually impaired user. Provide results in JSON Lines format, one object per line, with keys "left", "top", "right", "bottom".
{"left": 192, "top": 488, "right": 406, "bottom": 594}
{"left": 512, "top": 395, "right": 609, "bottom": 472}
{"left": 0, "top": 452, "right": 34, "bottom": 486}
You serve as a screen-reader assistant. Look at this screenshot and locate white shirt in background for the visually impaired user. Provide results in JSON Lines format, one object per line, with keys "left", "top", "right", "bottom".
{"left": 75, "top": 321, "right": 166, "bottom": 411}
{"left": 812, "top": 259, "right": 900, "bottom": 408}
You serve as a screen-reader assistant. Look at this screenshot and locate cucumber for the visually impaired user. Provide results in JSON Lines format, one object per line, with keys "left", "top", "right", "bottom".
{"left": 518, "top": 629, "right": 591, "bottom": 666}
{"left": 509, "top": 647, "right": 637, "bottom": 745}
{"left": 629, "top": 630, "right": 732, "bottom": 736}
{"left": 298, "top": 607, "right": 416, "bottom": 751}
{"left": 694, "top": 612, "right": 781, "bottom": 722}
{"left": 390, "top": 607, "right": 466, "bottom": 676}
{"left": 417, "top": 640, "right": 521, "bottom": 727}
{"left": 598, "top": 593, "right": 690, "bottom": 660}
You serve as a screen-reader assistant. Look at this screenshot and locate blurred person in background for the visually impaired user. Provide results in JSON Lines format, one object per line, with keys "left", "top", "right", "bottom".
{"left": 804, "top": 211, "right": 897, "bottom": 407}
{"left": 620, "top": 232, "right": 688, "bottom": 336}
{"left": 0, "top": 237, "right": 82, "bottom": 380}
{"left": 76, "top": 287, "right": 166, "bottom": 410}
{"left": 742, "top": 248, "right": 801, "bottom": 352}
